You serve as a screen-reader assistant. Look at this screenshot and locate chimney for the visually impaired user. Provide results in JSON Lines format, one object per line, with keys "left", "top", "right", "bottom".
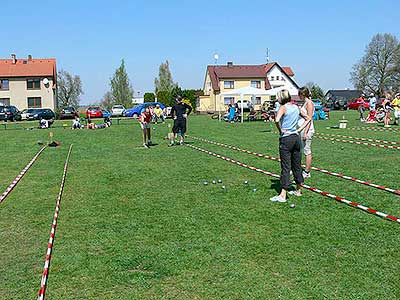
{"left": 28, "top": 54, "right": 32, "bottom": 61}
{"left": 227, "top": 61, "right": 233, "bottom": 67}
{"left": 11, "top": 54, "right": 16, "bottom": 64}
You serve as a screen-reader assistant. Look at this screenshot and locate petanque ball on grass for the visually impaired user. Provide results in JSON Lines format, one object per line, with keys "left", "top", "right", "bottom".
{"left": 332, "top": 141, "right": 335, "bottom": 144}
{"left": 222, "top": 185, "right": 226, "bottom": 190}
{"left": 290, "top": 203, "right": 296, "bottom": 208}
{"left": 203, "top": 181, "right": 208, "bottom": 185}
{"left": 244, "top": 180, "right": 249, "bottom": 184}
{"left": 253, "top": 188, "right": 257, "bottom": 192}
{"left": 212, "top": 180, "right": 216, "bottom": 184}
{"left": 218, "top": 179, "right": 222, "bottom": 183}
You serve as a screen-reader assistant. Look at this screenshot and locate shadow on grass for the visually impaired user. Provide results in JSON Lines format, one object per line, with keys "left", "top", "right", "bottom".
{"left": 270, "top": 179, "right": 281, "bottom": 193}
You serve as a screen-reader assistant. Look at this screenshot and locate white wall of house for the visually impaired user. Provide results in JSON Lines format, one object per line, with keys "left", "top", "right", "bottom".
{"left": 267, "top": 65, "right": 298, "bottom": 93}
{"left": 0, "top": 77, "right": 55, "bottom": 110}
{"left": 132, "top": 97, "right": 144, "bottom": 105}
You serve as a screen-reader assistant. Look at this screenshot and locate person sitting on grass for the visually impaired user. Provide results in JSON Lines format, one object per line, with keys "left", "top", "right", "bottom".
{"left": 153, "top": 104, "right": 165, "bottom": 124}
{"left": 87, "top": 118, "right": 96, "bottom": 129}
{"left": 39, "top": 118, "right": 54, "bottom": 129}
{"left": 72, "top": 116, "right": 83, "bottom": 129}
{"left": 139, "top": 106, "right": 153, "bottom": 148}
{"left": 270, "top": 89, "right": 310, "bottom": 203}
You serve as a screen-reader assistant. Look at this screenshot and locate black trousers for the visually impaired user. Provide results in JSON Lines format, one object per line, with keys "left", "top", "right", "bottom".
{"left": 279, "top": 134, "right": 303, "bottom": 189}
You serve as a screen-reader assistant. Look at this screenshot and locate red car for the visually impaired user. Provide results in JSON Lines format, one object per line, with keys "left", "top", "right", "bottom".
{"left": 86, "top": 106, "right": 103, "bottom": 118}
{"left": 348, "top": 98, "right": 370, "bottom": 110}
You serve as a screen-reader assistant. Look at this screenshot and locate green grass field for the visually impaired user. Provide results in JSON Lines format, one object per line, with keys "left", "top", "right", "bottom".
{"left": 1, "top": 110, "right": 399, "bottom": 299}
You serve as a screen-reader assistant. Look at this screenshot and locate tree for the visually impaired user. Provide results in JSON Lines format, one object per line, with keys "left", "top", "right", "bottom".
{"left": 156, "top": 90, "right": 171, "bottom": 106}
{"left": 144, "top": 92, "right": 156, "bottom": 102}
{"left": 351, "top": 33, "right": 400, "bottom": 97}
{"left": 182, "top": 89, "right": 201, "bottom": 110}
{"left": 305, "top": 82, "right": 325, "bottom": 100}
{"left": 57, "top": 69, "right": 83, "bottom": 109}
{"left": 110, "top": 59, "right": 134, "bottom": 108}
{"left": 100, "top": 91, "right": 114, "bottom": 110}
{"left": 154, "top": 60, "right": 176, "bottom": 94}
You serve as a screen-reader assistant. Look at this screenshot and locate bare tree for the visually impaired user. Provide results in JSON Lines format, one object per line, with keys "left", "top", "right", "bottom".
{"left": 57, "top": 69, "right": 83, "bottom": 108}
{"left": 351, "top": 33, "right": 400, "bottom": 97}
{"left": 100, "top": 91, "right": 114, "bottom": 110}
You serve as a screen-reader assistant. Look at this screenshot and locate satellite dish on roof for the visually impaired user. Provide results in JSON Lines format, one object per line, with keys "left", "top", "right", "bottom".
{"left": 43, "top": 78, "right": 49, "bottom": 85}
{"left": 213, "top": 54, "right": 219, "bottom": 60}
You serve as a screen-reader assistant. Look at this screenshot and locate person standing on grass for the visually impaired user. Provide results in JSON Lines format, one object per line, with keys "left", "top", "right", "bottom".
{"left": 270, "top": 90, "right": 311, "bottom": 203}
{"left": 357, "top": 95, "right": 366, "bottom": 121}
{"left": 170, "top": 96, "right": 192, "bottom": 146}
{"left": 391, "top": 93, "right": 400, "bottom": 125}
{"left": 369, "top": 93, "right": 377, "bottom": 111}
{"left": 382, "top": 92, "right": 392, "bottom": 128}
{"left": 298, "top": 87, "right": 315, "bottom": 179}
{"left": 139, "top": 106, "right": 153, "bottom": 148}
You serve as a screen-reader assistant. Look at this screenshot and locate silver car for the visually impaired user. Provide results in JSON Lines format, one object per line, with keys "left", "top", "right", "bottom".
{"left": 111, "top": 105, "right": 126, "bottom": 117}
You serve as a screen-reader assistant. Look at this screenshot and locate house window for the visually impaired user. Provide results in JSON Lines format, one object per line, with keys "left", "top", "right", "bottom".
{"left": 271, "top": 76, "right": 275, "bottom": 81}
{"left": 224, "top": 81, "right": 234, "bottom": 89}
{"left": 251, "top": 80, "right": 261, "bottom": 88}
{"left": 224, "top": 97, "right": 235, "bottom": 105}
{"left": 0, "top": 79, "right": 9, "bottom": 90}
{"left": 254, "top": 97, "right": 261, "bottom": 105}
{"left": 27, "top": 97, "right": 42, "bottom": 108}
{"left": 27, "top": 78, "right": 41, "bottom": 90}
{"left": 0, "top": 98, "right": 10, "bottom": 106}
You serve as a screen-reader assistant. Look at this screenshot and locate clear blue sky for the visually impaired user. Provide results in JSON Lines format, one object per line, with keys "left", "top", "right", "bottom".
{"left": 1, "top": 0, "right": 399, "bottom": 104}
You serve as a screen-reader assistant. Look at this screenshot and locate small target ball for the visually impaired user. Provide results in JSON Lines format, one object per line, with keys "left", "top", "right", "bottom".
{"left": 222, "top": 185, "right": 226, "bottom": 189}
{"left": 253, "top": 188, "right": 257, "bottom": 192}
{"left": 332, "top": 141, "right": 335, "bottom": 144}
{"left": 203, "top": 181, "right": 208, "bottom": 185}
{"left": 290, "top": 203, "right": 295, "bottom": 208}
{"left": 244, "top": 180, "right": 249, "bottom": 184}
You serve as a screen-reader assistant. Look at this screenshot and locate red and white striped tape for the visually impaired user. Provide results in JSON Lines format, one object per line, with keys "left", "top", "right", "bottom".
{"left": 316, "top": 132, "right": 400, "bottom": 145}
{"left": 316, "top": 135, "right": 400, "bottom": 150}
{"left": 38, "top": 144, "right": 73, "bottom": 300}
{"left": 188, "top": 135, "right": 400, "bottom": 196}
{"left": 186, "top": 143, "right": 400, "bottom": 223}
{"left": 349, "top": 126, "right": 400, "bottom": 132}
{"left": 0, "top": 146, "right": 47, "bottom": 204}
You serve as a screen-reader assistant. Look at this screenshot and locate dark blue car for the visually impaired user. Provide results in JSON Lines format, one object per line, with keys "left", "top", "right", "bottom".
{"left": 125, "top": 102, "right": 166, "bottom": 118}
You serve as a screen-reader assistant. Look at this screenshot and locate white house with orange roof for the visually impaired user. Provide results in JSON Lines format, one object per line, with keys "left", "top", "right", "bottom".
{"left": 0, "top": 54, "right": 57, "bottom": 110}
{"left": 198, "top": 61, "right": 299, "bottom": 112}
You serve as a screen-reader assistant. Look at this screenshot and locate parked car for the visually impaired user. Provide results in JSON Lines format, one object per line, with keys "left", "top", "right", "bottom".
{"left": 125, "top": 102, "right": 165, "bottom": 118}
{"left": 111, "top": 105, "right": 126, "bottom": 117}
{"left": 30, "top": 108, "right": 56, "bottom": 120}
{"left": 0, "top": 106, "right": 19, "bottom": 121}
{"left": 86, "top": 106, "right": 103, "bottom": 118}
{"left": 311, "top": 99, "right": 323, "bottom": 111}
{"left": 348, "top": 99, "right": 370, "bottom": 110}
{"left": 236, "top": 100, "right": 254, "bottom": 112}
{"left": 16, "top": 109, "right": 35, "bottom": 120}
{"left": 331, "top": 99, "right": 348, "bottom": 110}
{"left": 60, "top": 106, "right": 78, "bottom": 119}
{"left": 102, "top": 109, "right": 112, "bottom": 119}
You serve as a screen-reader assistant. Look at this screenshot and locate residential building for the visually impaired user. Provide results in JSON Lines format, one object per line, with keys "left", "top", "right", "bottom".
{"left": 198, "top": 61, "right": 299, "bottom": 112}
{"left": 0, "top": 54, "right": 57, "bottom": 110}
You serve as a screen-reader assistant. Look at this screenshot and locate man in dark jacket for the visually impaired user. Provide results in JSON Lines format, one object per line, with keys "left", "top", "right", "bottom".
{"left": 170, "top": 96, "right": 192, "bottom": 146}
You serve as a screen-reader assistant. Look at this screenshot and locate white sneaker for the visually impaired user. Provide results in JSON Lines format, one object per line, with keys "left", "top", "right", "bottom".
{"left": 302, "top": 170, "right": 311, "bottom": 178}
{"left": 180, "top": 141, "right": 184, "bottom": 146}
{"left": 270, "top": 195, "right": 287, "bottom": 203}
{"left": 288, "top": 190, "right": 302, "bottom": 197}
{"left": 143, "top": 143, "right": 149, "bottom": 148}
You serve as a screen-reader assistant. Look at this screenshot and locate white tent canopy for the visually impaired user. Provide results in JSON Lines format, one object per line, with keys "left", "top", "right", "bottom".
{"left": 220, "top": 86, "right": 271, "bottom": 123}
{"left": 221, "top": 86, "right": 272, "bottom": 96}
{"left": 264, "top": 86, "right": 299, "bottom": 96}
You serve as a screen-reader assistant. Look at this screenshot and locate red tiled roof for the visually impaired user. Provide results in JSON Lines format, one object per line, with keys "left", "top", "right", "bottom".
{"left": 207, "top": 62, "right": 295, "bottom": 91}
{"left": 0, "top": 58, "right": 56, "bottom": 78}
